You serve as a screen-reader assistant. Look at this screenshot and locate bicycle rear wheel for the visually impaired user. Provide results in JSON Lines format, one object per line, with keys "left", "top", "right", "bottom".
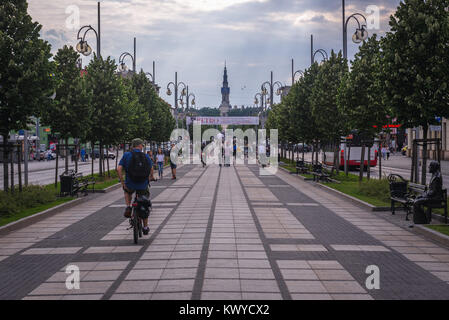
{"left": 133, "top": 209, "right": 139, "bottom": 244}
{"left": 138, "top": 218, "right": 143, "bottom": 238}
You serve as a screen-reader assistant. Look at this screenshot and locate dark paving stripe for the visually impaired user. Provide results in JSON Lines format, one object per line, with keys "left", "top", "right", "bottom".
{"left": 235, "top": 166, "right": 292, "bottom": 300}
{"left": 102, "top": 165, "right": 208, "bottom": 300}
{"left": 191, "top": 167, "right": 221, "bottom": 300}
{"left": 0, "top": 166, "right": 197, "bottom": 300}
{"left": 264, "top": 166, "right": 449, "bottom": 299}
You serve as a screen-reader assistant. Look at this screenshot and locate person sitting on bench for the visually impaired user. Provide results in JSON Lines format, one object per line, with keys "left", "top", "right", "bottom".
{"left": 413, "top": 161, "right": 443, "bottom": 224}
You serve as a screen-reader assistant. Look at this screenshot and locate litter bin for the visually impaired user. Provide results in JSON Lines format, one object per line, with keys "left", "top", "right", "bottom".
{"left": 60, "top": 170, "right": 76, "bottom": 196}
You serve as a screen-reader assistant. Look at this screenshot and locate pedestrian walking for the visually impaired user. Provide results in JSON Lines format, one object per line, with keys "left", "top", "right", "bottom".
{"left": 156, "top": 148, "right": 165, "bottom": 179}
{"left": 169, "top": 144, "right": 177, "bottom": 179}
{"left": 381, "top": 145, "right": 387, "bottom": 160}
{"left": 387, "top": 146, "right": 390, "bottom": 160}
{"left": 80, "top": 147, "right": 86, "bottom": 162}
{"left": 147, "top": 149, "right": 157, "bottom": 181}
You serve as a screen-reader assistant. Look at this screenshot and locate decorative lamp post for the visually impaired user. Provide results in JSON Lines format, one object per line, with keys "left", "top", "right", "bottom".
{"left": 342, "top": 0, "right": 368, "bottom": 60}
{"left": 166, "top": 72, "right": 187, "bottom": 128}
{"left": 75, "top": 2, "right": 101, "bottom": 57}
{"left": 261, "top": 71, "right": 284, "bottom": 109}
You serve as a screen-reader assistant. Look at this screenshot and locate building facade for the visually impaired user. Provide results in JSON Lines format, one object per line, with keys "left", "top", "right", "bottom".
{"left": 406, "top": 118, "right": 449, "bottom": 160}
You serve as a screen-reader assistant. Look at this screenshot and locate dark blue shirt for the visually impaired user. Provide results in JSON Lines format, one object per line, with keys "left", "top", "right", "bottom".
{"left": 119, "top": 149, "right": 153, "bottom": 190}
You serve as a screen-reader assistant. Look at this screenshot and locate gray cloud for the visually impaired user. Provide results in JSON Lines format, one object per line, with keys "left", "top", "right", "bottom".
{"left": 28, "top": 0, "right": 401, "bottom": 109}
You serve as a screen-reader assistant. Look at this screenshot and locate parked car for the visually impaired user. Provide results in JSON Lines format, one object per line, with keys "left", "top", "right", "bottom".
{"left": 92, "top": 149, "right": 116, "bottom": 159}
{"left": 44, "top": 150, "right": 56, "bottom": 160}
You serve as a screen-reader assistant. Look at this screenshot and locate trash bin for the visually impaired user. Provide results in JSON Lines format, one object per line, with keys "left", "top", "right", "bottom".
{"left": 60, "top": 170, "right": 76, "bottom": 196}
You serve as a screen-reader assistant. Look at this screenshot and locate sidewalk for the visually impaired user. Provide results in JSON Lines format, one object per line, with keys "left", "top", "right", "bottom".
{"left": 0, "top": 163, "right": 448, "bottom": 300}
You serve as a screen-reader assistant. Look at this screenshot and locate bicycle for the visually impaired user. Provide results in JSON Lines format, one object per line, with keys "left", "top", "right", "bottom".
{"left": 128, "top": 194, "right": 151, "bottom": 244}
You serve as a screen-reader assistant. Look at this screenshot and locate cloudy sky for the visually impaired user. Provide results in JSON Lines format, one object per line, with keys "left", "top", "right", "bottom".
{"left": 28, "top": 0, "right": 401, "bottom": 109}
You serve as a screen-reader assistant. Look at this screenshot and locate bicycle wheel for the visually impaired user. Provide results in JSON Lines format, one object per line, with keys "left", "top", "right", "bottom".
{"left": 133, "top": 209, "right": 139, "bottom": 244}
{"left": 138, "top": 218, "right": 143, "bottom": 238}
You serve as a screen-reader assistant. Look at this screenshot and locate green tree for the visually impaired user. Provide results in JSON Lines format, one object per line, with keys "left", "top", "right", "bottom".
{"left": 290, "top": 63, "right": 322, "bottom": 163}
{"left": 382, "top": 0, "right": 449, "bottom": 184}
{"left": 0, "top": 0, "right": 53, "bottom": 191}
{"left": 122, "top": 76, "right": 150, "bottom": 143}
{"left": 311, "top": 51, "right": 349, "bottom": 171}
{"left": 41, "top": 45, "right": 92, "bottom": 172}
{"left": 338, "top": 35, "right": 390, "bottom": 180}
{"left": 86, "top": 56, "right": 127, "bottom": 176}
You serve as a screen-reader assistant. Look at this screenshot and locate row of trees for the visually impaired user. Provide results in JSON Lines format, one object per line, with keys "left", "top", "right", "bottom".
{"left": 0, "top": 0, "right": 175, "bottom": 191}
{"left": 267, "top": 0, "right": 449, "bottom": 184}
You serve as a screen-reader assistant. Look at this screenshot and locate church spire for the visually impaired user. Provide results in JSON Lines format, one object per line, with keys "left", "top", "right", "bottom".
{"left": 220, "top": 62, "right": 231, "bottom": 116}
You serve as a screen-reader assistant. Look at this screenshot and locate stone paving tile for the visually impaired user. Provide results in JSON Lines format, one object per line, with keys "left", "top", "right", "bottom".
{"left": 29, "top": 281, "right": 113, "bottom": 296}
{"left": 201, "top": 292, "right": 242, "bottom": 300}
{"left": 242, "top": 292, "right": 283, "bottom": 300}
{"left": 291, "top": 293, "right": 333, "bottom": 300}
{"left": 115, "top": 281, "right": 158, "bottom": 293}
{"left": 151, "top": 292, "right": 192, "bottom": 300}
{"left": 321, "top": 281, "right": 367, "bottom": 294}
{"left": 202, "top": 279, "right": 241, "bottom": 292}
{"left": 110, "top": 293, "right": 152, "bottom": 300}
{"left": 285, "top": 281, "right": 328, "bottom": 293}
{"left": 125, "top": 269, "right": 164, "bottom": 280}
{"left": 154, "top": 279, "right": 195, "bottom": 293}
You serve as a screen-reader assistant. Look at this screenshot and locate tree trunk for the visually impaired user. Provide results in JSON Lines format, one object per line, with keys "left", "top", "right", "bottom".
{"left": 99, "top": 144, "right": 103, "bottom": 177}
{"left": 335, "top": 143, "right": 340, "bottom": 175}
{"left": 91, "top": 142, "right": 95, "bottom": 176}
{"left": 302, "top": 142, "right": 305, "bottom": 162}
{"left": 378, "top": 142, "right": 382, "bottom": 180}
{"left": 367, "top": 146, "right": 371, "bottom": 181}
{"left": 359, "top": 144, "right": 365, "bottom": 183}
{"left": 115, "top": 146, "right": 119, "bottom": 171}
{"left": 315, "top": 144, "right": 319, "bottom": 165}
{"left": 55, "top": 144, "right": 59, "bottom": 189}
{"left": 421, "top": 125, "right": 428, "bottom": 185}
{"left": 2, "top": 135, "right": 9, "bottom": 192}
{"left": 17, "top": 144, "right": 22, "bottom": 192}
{"left": 106, "top": 145, "right": 110, "bottom": 178}
{"left": 75, "top": 141, "right": 79, "bottom": 173}
{"left": 65, "top": 138, "right": 69, "bottom": 173}
{"left": 10, "top": 146, "right": 14, "bottom": 193}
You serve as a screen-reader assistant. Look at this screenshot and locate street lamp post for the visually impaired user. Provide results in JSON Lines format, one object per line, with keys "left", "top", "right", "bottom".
{"left": 311, "top": 35, "right": 328, "bottom": 65}
{"left": 342, "top": 0, "right": 368, "bottom": 60}
{"left": 166, "top": 72, "right": 187, "bottom": 129}
{"left": 291, "top": 59, "right": 304, "bottom": 85}
{"left": 118, "top": 37, "right": 137, "bottom": 73}
{"left": 75, "top": 2, "right": 101, "bottom": 57}
{"left": 261, "top": 71, "right": 284, "bottom": 109}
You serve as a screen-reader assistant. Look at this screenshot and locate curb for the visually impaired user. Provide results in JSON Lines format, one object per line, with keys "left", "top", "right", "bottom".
{"left": 86, "top": 182, "right": 121, "bottom": 194}
{"left": 0, "top": 196, "right": 88, "bottom": 236}
{"left": 414, "top": 225, "right": 449, "bottom": 248}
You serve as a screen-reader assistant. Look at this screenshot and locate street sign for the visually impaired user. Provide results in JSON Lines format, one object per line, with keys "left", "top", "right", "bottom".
{"left": 430, "top": 125, "right": 441, "bottom": 132}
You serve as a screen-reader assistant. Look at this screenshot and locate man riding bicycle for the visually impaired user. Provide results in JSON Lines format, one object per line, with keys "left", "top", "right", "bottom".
{"left": 117, "top": 138, "right": 153, "bottom": 235}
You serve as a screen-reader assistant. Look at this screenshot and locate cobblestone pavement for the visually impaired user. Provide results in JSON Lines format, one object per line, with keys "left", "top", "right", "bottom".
{"left": 0, "top": 164, "right": 449, "bottom": 300}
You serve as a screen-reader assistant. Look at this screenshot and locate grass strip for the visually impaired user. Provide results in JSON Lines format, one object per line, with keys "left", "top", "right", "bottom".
{"left": 0, "top": 197, "right": 74, "bottom": 227}
{"left": 426, "top": 225, "right": 449, "bottom": 237}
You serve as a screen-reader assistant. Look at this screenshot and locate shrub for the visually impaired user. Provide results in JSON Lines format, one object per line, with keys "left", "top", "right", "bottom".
{"left": 0, "top": 186, "right": 58, "bottom": 218}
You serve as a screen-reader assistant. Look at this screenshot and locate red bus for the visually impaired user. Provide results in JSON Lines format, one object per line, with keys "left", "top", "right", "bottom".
{"left": 322, "top": 135, "right": 378, "bottom": 170}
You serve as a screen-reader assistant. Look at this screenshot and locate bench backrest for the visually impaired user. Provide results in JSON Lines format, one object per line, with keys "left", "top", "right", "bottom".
{"left": 390, "top": 181, "right": 408, "bottom": 198}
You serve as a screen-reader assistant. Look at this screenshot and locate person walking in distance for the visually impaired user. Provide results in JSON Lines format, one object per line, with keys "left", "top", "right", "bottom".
{"left": 156, "top": 148, "right": 165, "bottom": 179}
{"left": 117, "top": 138, "right": 153, "bottom": 235}
{"left": 147, "top": 149, "right": 157, "bottom": 181}
{"left": 170, "top": 143, "right": 177, "bottom": 179}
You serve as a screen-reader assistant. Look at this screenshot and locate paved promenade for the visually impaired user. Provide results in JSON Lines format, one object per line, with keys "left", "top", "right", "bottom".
{"left": 0, "top": 164, "right": 449, "bottom": 300}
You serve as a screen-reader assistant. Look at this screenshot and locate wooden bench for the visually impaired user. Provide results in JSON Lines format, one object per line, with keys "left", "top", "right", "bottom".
{"left": 295, "top": 160, "right": 309, "bottom": 175}
{"left": 311, "top": 163, "right": 331, "bottom": 182}
{"left": 388, "top": 174, "right": 447, "bottom": 223}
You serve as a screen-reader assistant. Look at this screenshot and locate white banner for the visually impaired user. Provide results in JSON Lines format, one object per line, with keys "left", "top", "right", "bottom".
{"left": 186, "top": 116, "right": 259, "bottom": 126}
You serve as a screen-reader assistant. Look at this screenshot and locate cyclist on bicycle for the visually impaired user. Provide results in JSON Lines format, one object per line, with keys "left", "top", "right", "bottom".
{"left": 117, "top": 138, "right": 153, "bottom": 235}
